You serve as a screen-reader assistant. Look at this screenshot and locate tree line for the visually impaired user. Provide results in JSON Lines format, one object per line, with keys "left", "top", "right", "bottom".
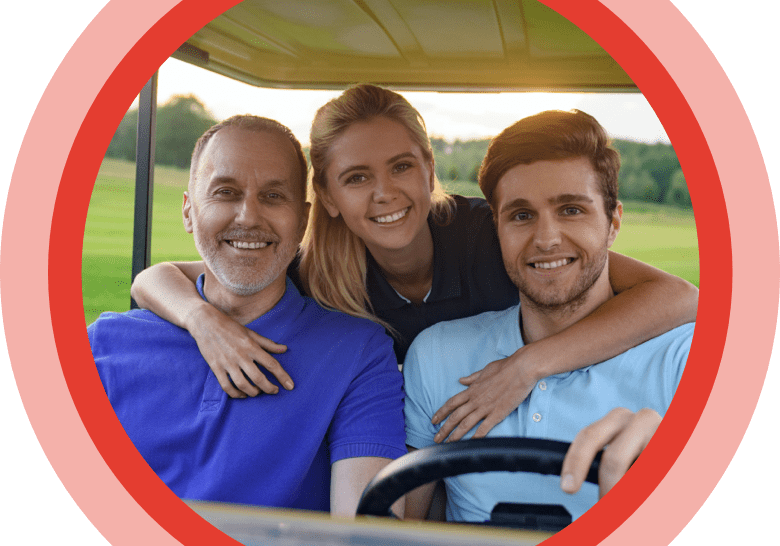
{"left": 106, "top": 94, "right": 218, "bottom": 170}
{"left": 432, "top": 136, "right": 691, "bottom": 208}
{"left": 107, "top": 95, "right": 690, "bottom": 208}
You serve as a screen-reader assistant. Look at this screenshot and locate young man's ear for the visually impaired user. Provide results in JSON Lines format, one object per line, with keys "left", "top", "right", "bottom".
{"left": 182, "top": 191, "right": 193, "bottom": 233}
{"left": 607, "top": 201, "right": 623, "bottom": 247}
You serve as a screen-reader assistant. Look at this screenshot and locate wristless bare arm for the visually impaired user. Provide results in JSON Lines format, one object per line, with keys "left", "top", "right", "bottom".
{"left": 131, "top": 261, "right": 205, "bottom": 325}
{"left": 432, "top": 251, "right": 698, "bottom": 442}
{"left": 131, "top": 261, "right": 292, "bottom": 398}
{"left": 331, "top": 457, "right": 403, "bottom": 519}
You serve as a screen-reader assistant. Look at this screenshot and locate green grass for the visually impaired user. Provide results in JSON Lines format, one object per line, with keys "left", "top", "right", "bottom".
{"left": 83, "top": 159, "right": 201, "bottom": 325}
{"left": 83, "top": 160, "right": 699, "bottom": 325}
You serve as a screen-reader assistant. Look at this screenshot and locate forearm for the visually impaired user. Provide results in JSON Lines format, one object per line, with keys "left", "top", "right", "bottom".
{"left": 402, "top": 447, "right": 437, "bottom": 520}
{"left": 331, "top": 457, "right": 402, "bottom": 518}
{"left": 521, "top": 253, "right": 698, "bottom": 380}
{"left": 130, "top": 262, "right": 208, "bottom": 330}
{"left": 131, "top": 262, "right": 291, "bottom": 398}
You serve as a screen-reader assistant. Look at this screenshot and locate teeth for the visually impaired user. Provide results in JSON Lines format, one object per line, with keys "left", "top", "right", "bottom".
{"left": 533, "top": 258, "right": 572, "bottom": 270}
{"left": 372, "top": 207, "right": 410, "bottom": 224}
{"left": 229, "top": 241, "right": 269, "bottom": 250}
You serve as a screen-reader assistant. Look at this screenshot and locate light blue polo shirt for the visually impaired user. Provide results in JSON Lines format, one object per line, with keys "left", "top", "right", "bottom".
{"left": 404, "top": 304, "right": 693, "bottom": 522}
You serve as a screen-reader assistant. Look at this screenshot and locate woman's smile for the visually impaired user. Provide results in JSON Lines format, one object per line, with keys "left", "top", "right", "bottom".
{"left": 322, "top": 116, "right": 434, "bottom": 255}
{"left": 370, "top": 206, "right": 411, "bottom": 224}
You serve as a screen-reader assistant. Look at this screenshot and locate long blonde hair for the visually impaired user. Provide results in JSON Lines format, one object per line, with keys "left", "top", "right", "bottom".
{"left": 300, "top": 84, "right": 454, "bottom": 327}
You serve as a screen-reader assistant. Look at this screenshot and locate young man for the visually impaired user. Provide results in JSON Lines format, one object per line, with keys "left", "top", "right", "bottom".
{"left": 403, "top": 110, "right": 694, "bottom": 522}
{"left": 89, "top": 116, "right": 406, "bottom": 517}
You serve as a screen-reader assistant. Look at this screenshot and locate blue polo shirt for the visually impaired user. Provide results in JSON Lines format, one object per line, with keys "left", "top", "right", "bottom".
{"left": 89, "top": 276, "right": 406, "bottom": 512}
{"left": 404, "top": 304, "right": 693, "bottom": 522}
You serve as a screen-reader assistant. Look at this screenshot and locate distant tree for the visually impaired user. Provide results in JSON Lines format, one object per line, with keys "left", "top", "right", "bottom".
{"left": 155, "top": 95, "right": 218, "bottom": 169}
{"left": 105, "top": 108, "right": 139, "bottom": 162}
{"left": 430, "top": 136, "right": 448, "bottom": 157}
{"left": 431, "top": 136, "right": 453, "bottom": 181}
{"left": 469, "top": 162, "right": 481, "bottom": 183}
{"left": 623, "top": 170, "right": 662, "bottom": 202}
{"left": 617, "top": 152, "right": 641, "bottom": 200}
{"left": 105, "top": 94, "right": 218, "bottom": 169}
{"left": 666, "top": 169, "right": 692, "bottom": 207}
{"left": 640, "top": 143, "right": 680, "bottom": 202}
{"left": 458, "top": 139, "right": 488, "bottom": 182}
{"left": 434, "top": 161, "right": 448, "bottom": 182}
{"left": 614, "top": 138, "right": 681, "bottom": 204}
{"left": 428, "top": 136, "right": 682, "bottom": 205}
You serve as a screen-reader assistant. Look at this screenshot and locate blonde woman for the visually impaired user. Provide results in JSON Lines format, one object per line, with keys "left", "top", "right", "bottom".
{"left": 132, "top": 84, "right": 697, "bottom": 443}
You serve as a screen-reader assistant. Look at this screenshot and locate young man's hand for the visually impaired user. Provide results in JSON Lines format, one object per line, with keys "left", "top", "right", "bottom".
{"left": 560, "top": 407, "right": 662, "bottom": 498}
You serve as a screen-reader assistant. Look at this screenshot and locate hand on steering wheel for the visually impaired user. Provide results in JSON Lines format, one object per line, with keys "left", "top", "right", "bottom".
{"left": 356, "top": 438, "right": 601, "bottom": 517}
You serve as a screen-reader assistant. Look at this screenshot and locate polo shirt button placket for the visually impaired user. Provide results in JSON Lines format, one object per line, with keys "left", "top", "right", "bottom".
{"left": 531, "top": 380, "right": 548, "bottom": 428}
{"left": 531, "top": 381, "right": 547, "bottom": 423}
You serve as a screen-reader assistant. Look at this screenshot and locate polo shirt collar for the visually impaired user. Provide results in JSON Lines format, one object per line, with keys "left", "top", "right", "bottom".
{"left": 493, "top": 305, "right": 581, "bottom": 380}
{"left": 365, "top": 214, "right": 462, "bottom": 311}
{"left": 365, "top": 252, "right": 407, "bottom": 310}
{"left": 196, "top": 274, "right": 306, "bottom": 338}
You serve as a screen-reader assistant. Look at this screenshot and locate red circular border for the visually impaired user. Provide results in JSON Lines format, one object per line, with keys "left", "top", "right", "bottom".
{"left": 0, "top": 0, "right": 780, "bottom": 544}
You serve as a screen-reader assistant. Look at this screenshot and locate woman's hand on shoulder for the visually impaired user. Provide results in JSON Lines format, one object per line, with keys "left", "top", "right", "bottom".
{"left": 431, "top": 346, "right": 538, "bottom": 442}
{"left": 188, "top": 302, "right": 293, "bottom": 398}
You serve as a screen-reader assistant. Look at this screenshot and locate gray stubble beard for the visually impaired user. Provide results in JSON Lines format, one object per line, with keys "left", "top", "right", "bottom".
{"left": 194, "top": 232, "right": 297, "bottom": 297}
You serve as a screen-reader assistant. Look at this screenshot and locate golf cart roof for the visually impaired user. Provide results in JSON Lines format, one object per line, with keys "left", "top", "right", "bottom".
{"left": 172, "top": 0, "right": 636, "bottom": 92}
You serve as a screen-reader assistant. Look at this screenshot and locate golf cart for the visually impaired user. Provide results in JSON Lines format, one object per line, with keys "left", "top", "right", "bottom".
{"left": 10, "top": 0, "right": 770, "bottom": 542}
{"left": 105, "top": 1, "right": 697, "bottom": 545}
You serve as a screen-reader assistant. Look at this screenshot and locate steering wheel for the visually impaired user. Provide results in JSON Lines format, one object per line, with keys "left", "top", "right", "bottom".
{"left": 356, "top": 438, "right": 601, "bottom": 518}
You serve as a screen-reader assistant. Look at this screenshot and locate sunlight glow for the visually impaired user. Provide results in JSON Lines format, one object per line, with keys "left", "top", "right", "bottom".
{"left": 139, "top": 57, "right": 671, "bottom": 146}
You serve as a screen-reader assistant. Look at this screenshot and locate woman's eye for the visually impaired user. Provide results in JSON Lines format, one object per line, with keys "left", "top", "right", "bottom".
{"left": 393, "top": 162, "right": 412, "bottom": 173}
{"left": 345, "top": 174, "right": 368, "bottom": 185}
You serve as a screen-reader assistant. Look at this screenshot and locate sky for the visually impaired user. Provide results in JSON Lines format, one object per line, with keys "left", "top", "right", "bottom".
{"left": 152, "top": 56, "right": 671, "bottom": 147}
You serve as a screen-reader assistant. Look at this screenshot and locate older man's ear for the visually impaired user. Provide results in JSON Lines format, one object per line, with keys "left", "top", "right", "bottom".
{"left": 183, "top": 191, "right": 193, "bottom": 233}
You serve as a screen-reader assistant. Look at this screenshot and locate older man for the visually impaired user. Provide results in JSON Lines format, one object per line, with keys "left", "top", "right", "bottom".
{"left": 89, "top": 116, "right": 406, "bottom": 516}
{"left": 403, "top": 110, "right": 694, "bottom": 522}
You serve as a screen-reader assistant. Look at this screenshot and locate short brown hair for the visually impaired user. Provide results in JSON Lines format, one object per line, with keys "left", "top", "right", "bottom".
{"left": 190, "top": 115, "right": 308, "bottom": 196}
{"left": 479, "top": 110, "right": 620, "bottom": 219}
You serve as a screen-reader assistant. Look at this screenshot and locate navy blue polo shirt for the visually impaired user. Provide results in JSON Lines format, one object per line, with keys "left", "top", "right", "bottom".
{"left": 367, "top": 195, "right": 519, "bottom": 363}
